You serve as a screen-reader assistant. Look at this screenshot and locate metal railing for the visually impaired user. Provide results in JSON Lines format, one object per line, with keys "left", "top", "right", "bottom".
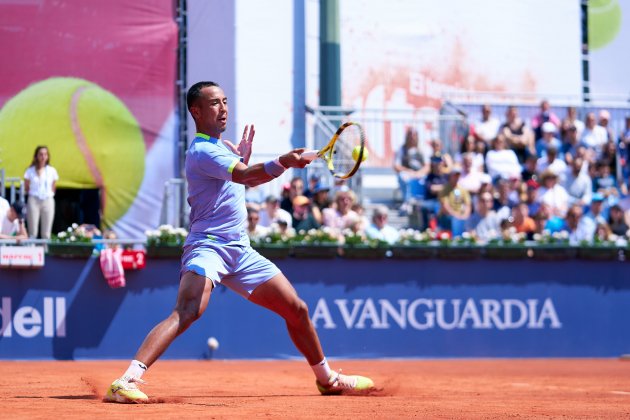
{"left": 160, "top": 178, "right": 188, "bottom": 228}
{"left": 0, "top": 168, "right": 25, "bottom": 203}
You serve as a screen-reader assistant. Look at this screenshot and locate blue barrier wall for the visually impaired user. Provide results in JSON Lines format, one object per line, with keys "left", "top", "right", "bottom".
{"left": 1, "top": 256, "right": 629, "bottom": 359}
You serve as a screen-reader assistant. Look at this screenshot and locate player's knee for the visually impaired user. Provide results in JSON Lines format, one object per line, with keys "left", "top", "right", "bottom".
{"left": 287, "top": 298, "right": 310, "bottom": 325}
{"left": 175, "top": 302, "right": 204, "bottom": 327}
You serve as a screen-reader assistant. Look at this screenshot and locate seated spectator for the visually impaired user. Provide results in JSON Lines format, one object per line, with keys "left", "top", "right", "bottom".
{"left": 311, "top": 183, "right": 331, "bottom": 224}
{"left": 485, "top": 136, "right": 521, "bottom": 180}
{"left": 561, "top": 124, "right": 581, "bottom": 165}
{"left": 581, "top": 112, "right": 608, "bottom": 158}
{"left": 600, "top": 140, "right": 622, "bottom": 188}
{"left": 584, "top": 193, "right": 607, "bottom": 226}
{"left": 280, "top": 176, "right": 304, "bottom": 214}
{"left": 594, "top": 222, "right": 614, "bottom": 242}
{"left": 472, "top": 104, "right": 501, "bottom": 145}
{"left": 429, "top": 138, "right": 454, "bottom": 172}
{"left": 531, "top": 99, "right": 561, "bottom": 140}
{"left": 535, "top": 122, "right": 562, "bottom": 158}
{"left": 536, "top": 146, "right": 567, "bottom": 184}
{"left": 351, "top": 202, "right": 370, "bottom": 232}
{"left": 499, "top": 105, "right": 535, "bottom": 163}
{"left": 465, "top": 191, "right": 501, "bottom": 242}
{"left": 560, "top": 106, "right": 584, "bottom": 141}
{"left": 592, "top": 160, "right": 619, "bottom": 199}
{"left": 0, "top": 201, "right": 28, "bottom": 240}
{"left": 493, "top": 178, "right": 514, "bottom": 220}
{"left": 511, "top": 202, "right": 536, "bottom": 237}
{"left": 322, "top": 187, "right": 358, "bottom": 232}
{"left": 394, "top": 127, "right": 428, "bottom": 209}
{"left": 365, "top": 205, "right": 399, "bottom": 244}
{"left": 246, "top": 205, "right": 268, "bottom": 241}
{"left": 304, "top": 174, "right": 321, "bottom": 198}
{"left": 563, "top": 157, "right": 592, "bottom": 207}
{"left": 458, "top": 152, "right": 486, "bottom": 195}
{"left": 565, "top": 205, "right": 596, "bottom": 245}
{"left": 537, "top": 170, "right": 570, "bottom": 218}
{"left": 525, "top": 179, "right": 541, "bottom": 216}
{"left": 455, "top": 136, "right": 485, "bottom": 172}
{"left": 437, "top": 166, "right": 471, "bottom": 237}
{"left": 597, "top": 109, "right": 615, "bottom": 143}
{"left": 521, "top": 153, "right": 538, "bottom": 182}
{"left": 259, "top": 195, "right": 293, "bottom": 228}
{"left": 619, "top": 116, "right": 630, "bottom": 183}
{"left": 291, "top": 195, "right": 320, "bottom": 231}
{"left": 607, "top": 204, "right": 629, "bottom": 236}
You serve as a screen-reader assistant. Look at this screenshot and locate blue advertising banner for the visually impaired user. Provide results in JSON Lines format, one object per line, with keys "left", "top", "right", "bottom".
{"left": 1, "top": 257, "right": 629, "bottom": 360}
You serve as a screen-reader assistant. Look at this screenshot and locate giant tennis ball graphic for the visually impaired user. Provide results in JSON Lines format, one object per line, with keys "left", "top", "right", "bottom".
{"left": 588, "top": 0, "right": 622, "bottom": 50}
{"left": 0, "top": 77, "right": 145, "bottom": 229}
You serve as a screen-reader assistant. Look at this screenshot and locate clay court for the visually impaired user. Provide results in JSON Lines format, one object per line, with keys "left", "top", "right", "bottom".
{"left": 1, "top": 358, "right": 628, "bottom": 419}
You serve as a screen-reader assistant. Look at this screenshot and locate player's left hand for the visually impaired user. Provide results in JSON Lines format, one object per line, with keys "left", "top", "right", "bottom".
{"left": 223, "top": 124, "right": 255, "bottom": 164}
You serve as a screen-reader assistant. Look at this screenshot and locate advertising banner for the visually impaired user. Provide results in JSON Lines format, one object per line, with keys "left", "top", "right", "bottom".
{"left": 0, "top": 1, "right": 178, "bottom": 237}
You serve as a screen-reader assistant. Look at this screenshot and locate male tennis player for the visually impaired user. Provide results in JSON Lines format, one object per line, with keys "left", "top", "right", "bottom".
{"left": 105, "top": 81, "right": 374, "bottom": 403}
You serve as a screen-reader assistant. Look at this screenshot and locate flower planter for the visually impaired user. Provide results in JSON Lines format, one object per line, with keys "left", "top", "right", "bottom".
{"left": 484, "top": 245, "right": 530, "bottom": 260}
{"left": 253, "top": 244, "right": 292, "bottom": 259}
{"left": 390, "top": 245, "right": 436, "bottom": 259}
{"left": 47, "top": 242, "right": 95, "bottom": 258}
{"left": 341, "top": 245, "right": 388, "bottom": 259}
{"left": 437, "top": 245, "right": 482, "bottom": 260}
{"left": 292, "top": 244, "right": 339, "bottom": 259}
{"left": 146, "top": 245, "right": 183, "bottom": 259}
{"left": 576, "top": 247, "right": 621, "bottom": 261}
{"left": 531, "top": 246, "right": 577, "bottom": 261}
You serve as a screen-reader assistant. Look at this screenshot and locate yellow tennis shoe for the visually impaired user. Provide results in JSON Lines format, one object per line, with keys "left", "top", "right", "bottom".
{"left": 316, "top": 370, "right": 374, "bottom": 395}
{"left": 105, "top": 376, "right": 148, "bottom": 403}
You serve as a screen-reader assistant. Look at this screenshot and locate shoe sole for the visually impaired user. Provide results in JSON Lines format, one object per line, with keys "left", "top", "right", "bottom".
{"left": 104, "top": 393, "right": 148, "bottom": 404}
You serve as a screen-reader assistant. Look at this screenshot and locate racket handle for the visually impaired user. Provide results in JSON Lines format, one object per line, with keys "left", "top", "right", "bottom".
{"left": 301, "top": 150, "right": 319, "bottom": 162}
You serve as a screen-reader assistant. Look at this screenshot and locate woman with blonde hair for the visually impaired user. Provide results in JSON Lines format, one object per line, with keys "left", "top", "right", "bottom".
{"left": 24, "top": 145, "right": 59, "bottom": 239}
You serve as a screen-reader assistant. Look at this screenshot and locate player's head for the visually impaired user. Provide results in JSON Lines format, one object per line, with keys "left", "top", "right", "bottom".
{"left": 187, "top": 81, "right": 228, "bottom": 137}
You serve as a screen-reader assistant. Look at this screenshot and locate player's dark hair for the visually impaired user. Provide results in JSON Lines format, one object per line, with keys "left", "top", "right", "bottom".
{"left": 187, "top": 81, "right": 220, "bottom": 110}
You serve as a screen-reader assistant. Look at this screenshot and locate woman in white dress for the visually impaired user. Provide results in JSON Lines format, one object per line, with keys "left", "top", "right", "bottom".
{"left": 24, "top": 146, "right": 59, "bottom": 239}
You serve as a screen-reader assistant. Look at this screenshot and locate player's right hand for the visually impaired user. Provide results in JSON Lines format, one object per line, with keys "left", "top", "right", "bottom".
{"left": 279, "top": 148, "right": 310, "bottom": 168}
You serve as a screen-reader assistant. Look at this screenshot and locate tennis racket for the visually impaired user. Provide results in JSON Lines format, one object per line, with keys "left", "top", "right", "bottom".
{"left": 301, "top": 122, "right": 366, "bottom": 179}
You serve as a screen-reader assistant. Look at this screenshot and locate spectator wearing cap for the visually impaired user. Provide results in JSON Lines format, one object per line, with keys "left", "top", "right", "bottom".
{"left": 0, "top": 201, "right": 28, "bottom": 240}
{"left": 560, "top": 106, "right": 585, "bottom": 141}
{"left": 304, "top": 174, "right": 320, "bottom": 198}
{"left": 531, "top": 99, "right": 561, "bottom": 140}
{"left": 365, "top": 205, "right": 399, "bottom": 245}
{"left": 291, "top": 195, "right": 320, "bottom": 231}
{"left": 310, "top": 183, "right": 331, "bottom": 224}
{"left": 499, "top": 105, "right": 535, "bottom": 163}
{"left": 581, "top": 112, "right": 609, "bottom": 158}
{"left": 437, "top": 165, "right": 471, "bottom": 237}
{"left": 536, "top": 145, "right": 567, "bottom": 184}
{"left": 259, "top": 195, "right": 292, "bottom": 228}
{"left": 597, "top": 109, "right": 614, "bottom": 143}
{"left": 485, "top": 136, "right": 521, "bottom": 180}
{"left": 537, "top": 170, "right": 570, "bottom": 217}
{"left": 584, "top": 193, "right": 607, "bottom": 226}
{"left": 465, "top": 191, "right": 501, "bottom": 242}
{"left": 565, "top": 205, "right": 596, "bottom": 245}
{"left": 535, "top": 122, "right": 562, "bottom": 159}
{"left": 563, "top": 157, "right": 592, "bottom": 207}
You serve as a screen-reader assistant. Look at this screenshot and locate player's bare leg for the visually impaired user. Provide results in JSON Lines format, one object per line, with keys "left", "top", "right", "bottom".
{"left": 135, "top": 271, "right": 214, "bottom": 366}
{"left": 249, "top": 273, "right": 374, "bottom": 395}
{"left": 105, "top": 271, "right": 214, "bottom": 403}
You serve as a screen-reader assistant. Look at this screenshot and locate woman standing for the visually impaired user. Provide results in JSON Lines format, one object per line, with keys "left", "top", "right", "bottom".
{"left": 24, "top": 146, "right": 58, "bottom": 239}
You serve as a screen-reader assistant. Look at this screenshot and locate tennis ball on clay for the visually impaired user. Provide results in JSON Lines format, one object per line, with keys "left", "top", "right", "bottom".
{"left": 352, "top": 145, "right": 368, "bottom": 162}
{"left": 0, "top": 77, "right": 145, "bottom": 228}
{"left": 588, "top": 0, "right": 622, "bottom": 50}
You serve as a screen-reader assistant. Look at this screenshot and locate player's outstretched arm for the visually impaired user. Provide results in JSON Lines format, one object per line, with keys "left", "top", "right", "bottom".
{"left": 231, "top": 148, "right": 310, "bottom": 187}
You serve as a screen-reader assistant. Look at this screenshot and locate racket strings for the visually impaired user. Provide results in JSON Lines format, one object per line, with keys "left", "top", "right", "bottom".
{"left": 331, "top": 124, "right": 364, "bottom": 178}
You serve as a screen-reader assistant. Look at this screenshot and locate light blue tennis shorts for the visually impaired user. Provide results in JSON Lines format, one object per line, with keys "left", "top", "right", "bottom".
{"left": 180, "top": 239, "right": 280, "bottom": 298}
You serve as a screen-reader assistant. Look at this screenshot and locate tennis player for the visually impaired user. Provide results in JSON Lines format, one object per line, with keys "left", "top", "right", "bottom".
{"left": 105, "top": 81, "right": 374, "bottom": 403}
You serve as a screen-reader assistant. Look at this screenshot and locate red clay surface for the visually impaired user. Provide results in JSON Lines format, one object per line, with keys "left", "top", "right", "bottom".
{"left": 0, "top": 359, "right": 629, "bottom": 419}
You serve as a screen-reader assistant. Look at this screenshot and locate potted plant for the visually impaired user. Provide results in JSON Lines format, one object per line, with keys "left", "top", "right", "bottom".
{"left": 145, "top": 225, "right": 188, "bottom": 258}
{"left": 340, "top": 229, "right": 389, "bottom": 259}
{"left": 48, "top": 223, "right": 100, "bottom": 258}
{"left": 484, "top": 229, "right": 529, "bottom": 260}
{"left": 390, "top": 229, "right": 437, "bottom": 259}
{"left": 576, "top": 235, "right": 623, "bottom": 261}
{"left": 291, "top": 227, "right": 340, "bottom": 259}
{"left": 251, "top": 223, "right": 294, "bottom": 259}
{"left": 437, "top": 231, "right": 482, "bottom": 260}
{"left": 530, "top": 230, "right": 575, "bottom": 260}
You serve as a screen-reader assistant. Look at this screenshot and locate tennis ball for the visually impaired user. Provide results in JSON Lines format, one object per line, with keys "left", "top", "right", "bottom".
{"left": 352, "top": 145, "right": 368, "bottom": 162}
{"left": 207, "top": 337, "right": 219, "bottom": 350}
{"left": 588, "top": 0, "right": 622, "bottom": 50}
{"left": 0, "top": 77, "right": 145, "bottom": 229}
